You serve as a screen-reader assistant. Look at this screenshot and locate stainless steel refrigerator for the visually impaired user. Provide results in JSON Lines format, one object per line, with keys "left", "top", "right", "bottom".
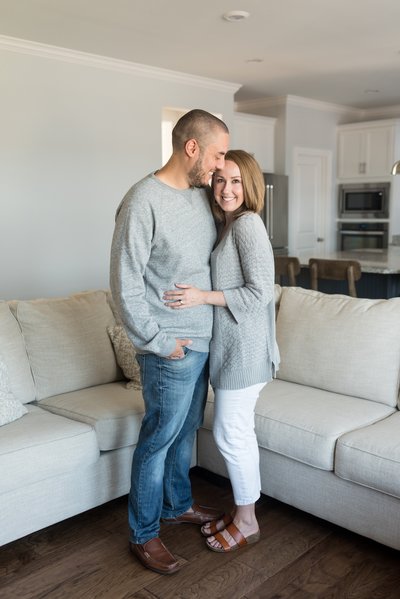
{"left": 262, "top": 173, "right": 288, "bottom": 255}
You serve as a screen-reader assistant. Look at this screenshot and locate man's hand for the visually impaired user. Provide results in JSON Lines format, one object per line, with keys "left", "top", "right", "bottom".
{"left": 167, "top": 338, "right": 192, "bottom": 360}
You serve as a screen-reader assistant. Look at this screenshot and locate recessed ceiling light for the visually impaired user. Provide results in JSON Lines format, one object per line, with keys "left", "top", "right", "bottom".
{"left": 223, "top": 10, "right": 250, "bottom": 22}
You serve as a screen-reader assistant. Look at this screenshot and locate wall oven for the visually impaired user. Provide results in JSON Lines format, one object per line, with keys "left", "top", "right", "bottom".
{"left": 338, "top": 222, "right": 388, "bottom": 251}
{"left": 339, "top": 182, "right": 390, "bottom": 219}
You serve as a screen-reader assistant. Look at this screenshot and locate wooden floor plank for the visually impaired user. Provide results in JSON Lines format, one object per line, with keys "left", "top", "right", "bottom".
{"left": 1, "top": 468, "right": 399, "bottom": 599}
{"left": 248, "top": 531, "right": 400, "bottom": 599}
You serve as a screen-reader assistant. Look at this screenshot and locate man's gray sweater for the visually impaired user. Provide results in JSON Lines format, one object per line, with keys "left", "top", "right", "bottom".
{"left": 110, "top": 173, "right": 216, "bottom": 357}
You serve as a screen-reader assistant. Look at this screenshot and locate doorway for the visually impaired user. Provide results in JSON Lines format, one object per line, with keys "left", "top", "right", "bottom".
{"left": 291, "top": 147, "right": 333, "bottom": 257}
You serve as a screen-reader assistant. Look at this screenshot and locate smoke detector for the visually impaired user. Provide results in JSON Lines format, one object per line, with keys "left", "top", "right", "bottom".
{"left": 223, "top": 10, "right": 250, "bottom": 22}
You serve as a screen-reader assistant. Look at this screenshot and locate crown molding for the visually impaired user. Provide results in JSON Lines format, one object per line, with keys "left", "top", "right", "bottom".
{"left": 235, "top": 96, "right": 287, "bottom": 113}
{"left": 237, "top": 94, "right": 400, "bottom": 122}
{"left": 236, "top": 94, "right": 360, "bottom": 117}
{"left": 0, "top": 35, "right": 241, "bottom": 94}
{"left": 358, "top": 104, "right": 400, "bottom": 120}
{"left": 286, "top": 94, "right": 360, "bottom": 115}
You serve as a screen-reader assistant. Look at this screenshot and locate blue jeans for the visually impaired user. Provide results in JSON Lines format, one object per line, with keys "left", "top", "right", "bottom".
{"left": 128, "top": 348, "right": 209, "bottom": 544}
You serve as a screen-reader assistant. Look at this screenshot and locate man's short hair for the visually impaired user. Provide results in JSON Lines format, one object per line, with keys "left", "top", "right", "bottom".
{"left": 172, "top": 109, "right": 229, "bottom": 152}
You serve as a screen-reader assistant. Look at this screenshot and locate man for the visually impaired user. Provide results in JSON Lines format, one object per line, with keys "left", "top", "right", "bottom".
{"left": 110, "top": 109, "right": 230, "bottom": 575}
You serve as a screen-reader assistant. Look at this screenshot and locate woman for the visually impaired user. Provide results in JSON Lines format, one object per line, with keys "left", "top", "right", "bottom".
{"left": 163, "top": 149, "right": 280, "bottom": 552}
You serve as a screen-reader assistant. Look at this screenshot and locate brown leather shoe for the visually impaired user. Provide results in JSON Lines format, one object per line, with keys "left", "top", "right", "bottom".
{"left": 161, "top": 503, "right": 224, "bottom": 525}
{"left": 129, "top": 538, "right": 181, "bottom": 575}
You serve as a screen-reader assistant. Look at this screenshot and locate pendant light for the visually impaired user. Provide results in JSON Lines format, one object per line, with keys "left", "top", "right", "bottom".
{"left": 391, "top": 160, "right": 400, "bottom": 175}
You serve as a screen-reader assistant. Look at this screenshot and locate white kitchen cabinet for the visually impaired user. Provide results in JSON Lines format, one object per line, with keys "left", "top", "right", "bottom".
{"left": 233, "top": 112, "right": 276, "bottom": 172}
{"left": 337, "top": 120, "right": 396, "bottom": 180}
{"left": 337, "top": 119, "right": 400, "bottom": 243}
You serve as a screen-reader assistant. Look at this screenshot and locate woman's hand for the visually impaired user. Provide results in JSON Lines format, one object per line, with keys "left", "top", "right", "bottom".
{"left": 163, "top": 284, "right": 207, "bottom": 309}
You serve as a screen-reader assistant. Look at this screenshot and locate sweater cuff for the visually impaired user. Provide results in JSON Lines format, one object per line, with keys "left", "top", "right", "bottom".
{"left": 222, "top": 289, "right": 247, "bottom": 324}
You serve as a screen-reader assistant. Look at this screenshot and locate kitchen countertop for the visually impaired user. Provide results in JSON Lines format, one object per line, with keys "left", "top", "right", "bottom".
{"left": 298, "top": 246, "right": 400, "bottom": 275}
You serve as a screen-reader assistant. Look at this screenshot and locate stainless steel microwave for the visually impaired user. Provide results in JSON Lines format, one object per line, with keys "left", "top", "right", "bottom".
{"left": 338, "top": 182, "right": 390, "bottom": 218}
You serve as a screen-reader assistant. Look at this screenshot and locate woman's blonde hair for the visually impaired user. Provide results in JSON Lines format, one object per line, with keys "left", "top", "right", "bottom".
{"left": 210, "top": 149, "right": 265, "bottom": 222}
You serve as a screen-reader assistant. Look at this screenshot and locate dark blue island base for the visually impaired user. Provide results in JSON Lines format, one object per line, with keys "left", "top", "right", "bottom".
{"left": 294, "top": 267, "right": 400, "bottom": 300}
{"left": 277, "top": 249, "right": 400, "bottom": 300}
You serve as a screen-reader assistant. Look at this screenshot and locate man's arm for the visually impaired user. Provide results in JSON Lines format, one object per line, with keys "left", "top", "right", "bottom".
{"left": 110, "top": 195, "right": 178, "bottom": 357}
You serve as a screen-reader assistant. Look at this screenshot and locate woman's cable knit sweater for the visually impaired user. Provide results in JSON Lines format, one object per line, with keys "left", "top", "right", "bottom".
{"left": 210, "top": 212, "right": 280, "bottom": 390}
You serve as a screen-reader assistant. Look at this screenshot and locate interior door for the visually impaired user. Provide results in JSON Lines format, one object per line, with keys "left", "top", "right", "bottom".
{"left": 292, "top": 148, "right": 332, "bottom": 257}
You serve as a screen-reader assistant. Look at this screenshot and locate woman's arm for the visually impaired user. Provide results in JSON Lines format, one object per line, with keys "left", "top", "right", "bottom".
{"left": 163, "top": 284, "right": 226, "bottom": 309}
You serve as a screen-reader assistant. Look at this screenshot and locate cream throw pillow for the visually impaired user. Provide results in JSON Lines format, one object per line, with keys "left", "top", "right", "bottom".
{"left": 107, "top": 325, "right": 142, "bottom": 390}
{"left": 16, "top": 290, "right": 119, "bottom": 400}
{"left": 0, "top": 358, "right": 28, "bottom": 426}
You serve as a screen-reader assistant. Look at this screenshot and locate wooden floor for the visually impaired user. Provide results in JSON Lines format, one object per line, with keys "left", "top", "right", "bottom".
{"left": 1, "top": 467, "right": 400, "bottom": 599}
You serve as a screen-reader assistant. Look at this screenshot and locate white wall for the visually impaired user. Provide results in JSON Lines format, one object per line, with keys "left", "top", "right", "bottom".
{"left": 0, "top": 39, "right": 238, "bottom": 299}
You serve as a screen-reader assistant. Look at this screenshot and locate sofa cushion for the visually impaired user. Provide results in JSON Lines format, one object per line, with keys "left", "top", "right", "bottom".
{"left": 0, "top": 357, "right": 28, "bottom": 426}
{"left": 0, "top": 302, "right": 35, "bottom": 404}
{"left": 276, "top": 287, "right": 400, "bottom": 407}
{"left": 38, "top": 382, "right": 145, "bottom": 451}
{"left": 202, "top": 379, "right": 395, "bottom": 470}
{"left": 274, "top": 283, "right": 282, "bottom": 307}
{"left": 15, "top": 290, "right": 120, "bottom": 400}
{"left": 0, "top": 404, "right": 99, "bottom": 493}
{"left": 335, "top": 412, "right": 400, "bottom": 499}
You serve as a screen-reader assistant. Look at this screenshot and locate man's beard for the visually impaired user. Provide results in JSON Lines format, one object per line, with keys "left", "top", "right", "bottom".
{"left": 188, "top": 153, "right": 208, "bottom": 188}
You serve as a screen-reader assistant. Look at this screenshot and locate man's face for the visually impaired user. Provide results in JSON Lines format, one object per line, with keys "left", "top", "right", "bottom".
{"left": 188, "top": 131, "right": 229, "bottom": 188}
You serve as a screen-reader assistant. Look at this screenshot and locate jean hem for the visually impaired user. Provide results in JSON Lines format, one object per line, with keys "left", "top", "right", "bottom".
{"left": 129, "top": 532, "right": 160, "bottom": 545}
{"left": 160, "top": 499, "right": 193, "bottom": 520}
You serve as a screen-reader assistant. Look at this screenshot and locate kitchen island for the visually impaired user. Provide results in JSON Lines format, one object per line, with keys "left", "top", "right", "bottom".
{"left": 293, "top": 247, "right": 400, "bottom": 298}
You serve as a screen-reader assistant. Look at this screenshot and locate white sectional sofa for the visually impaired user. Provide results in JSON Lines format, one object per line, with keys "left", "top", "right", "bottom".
{"left": 0, "top": 290, "right": 143, "bottom": 546}
{"left": 1, "top": 286, "right": 400, "bottom": 550}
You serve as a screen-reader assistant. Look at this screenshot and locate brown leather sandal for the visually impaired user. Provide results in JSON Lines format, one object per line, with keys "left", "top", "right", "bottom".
{"left": 206, "top": 522, "right": 260, "bottom": 553}
{"left": 200, "top": 513, "right": 232, "bottom": 538}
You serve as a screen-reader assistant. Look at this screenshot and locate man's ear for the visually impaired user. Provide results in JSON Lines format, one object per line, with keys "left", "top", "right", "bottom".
{"left": 185, "top": 138, "right": 199, "bottom": 158}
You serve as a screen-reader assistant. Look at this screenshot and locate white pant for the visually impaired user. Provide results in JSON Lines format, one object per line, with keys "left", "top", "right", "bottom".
{"left": 213, "top": 382, "right": 266, "bottom": 505}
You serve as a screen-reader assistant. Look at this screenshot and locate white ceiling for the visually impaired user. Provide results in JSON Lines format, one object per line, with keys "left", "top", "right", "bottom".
{"left": 1, "top": 0, "right": 400, "bottom": 109}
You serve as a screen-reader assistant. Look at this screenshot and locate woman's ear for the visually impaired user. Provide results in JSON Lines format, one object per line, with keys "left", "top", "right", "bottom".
{"left": 185, "top": 138, "right": 199, "bottom": 158}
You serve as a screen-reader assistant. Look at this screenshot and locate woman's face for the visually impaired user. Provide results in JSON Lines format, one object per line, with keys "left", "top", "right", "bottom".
{"left": 213, "top": 160, "right": 244, "bottom": 217}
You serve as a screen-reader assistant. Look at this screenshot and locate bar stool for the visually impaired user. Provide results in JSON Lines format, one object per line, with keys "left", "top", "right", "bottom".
{"left": 274, "top": 256, "right": 301, "bottom": 286}
{"left": 308, "top": 258, "right": 361, "bottom": 297}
